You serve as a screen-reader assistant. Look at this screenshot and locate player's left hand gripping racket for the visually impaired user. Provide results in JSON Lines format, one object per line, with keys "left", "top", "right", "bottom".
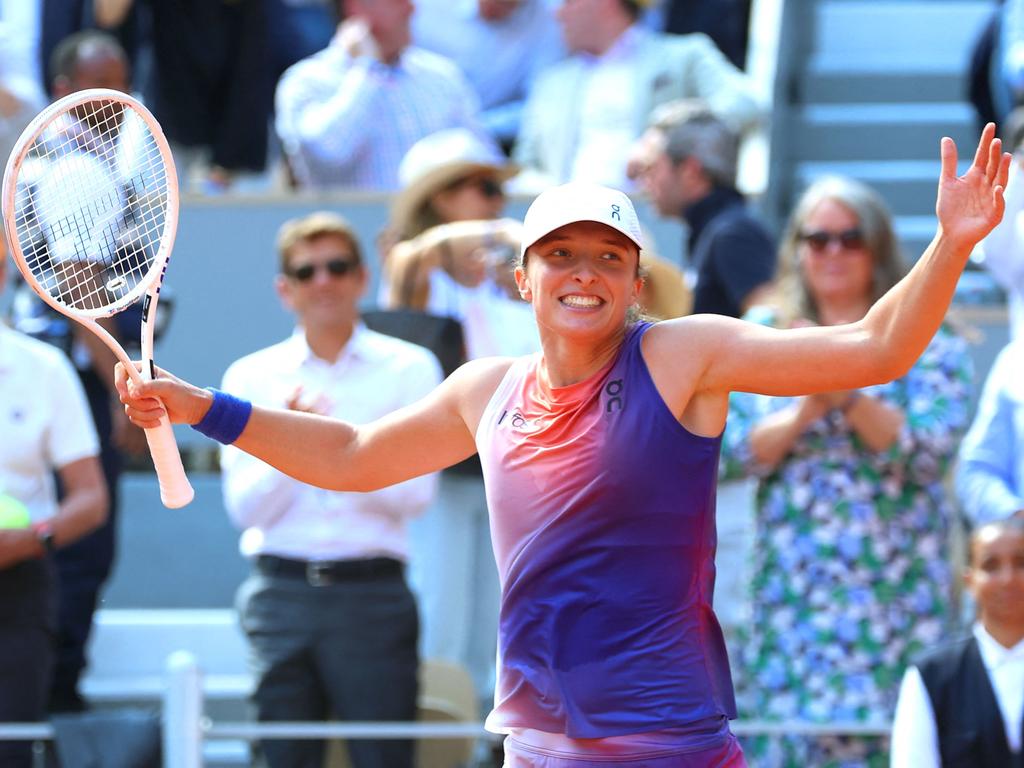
{"left": 2, "top": 88, "right": 193, "bottom": 508}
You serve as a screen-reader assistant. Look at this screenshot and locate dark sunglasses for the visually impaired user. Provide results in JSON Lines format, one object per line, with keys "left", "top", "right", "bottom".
{"left": 286, "top": 257, "right": 359, "bottom": 282}
{"left": 448, "top": 176, "right": 504, "bottom": 199}
{"left": 799, "top": 228, "right": 866, "bottom": 253}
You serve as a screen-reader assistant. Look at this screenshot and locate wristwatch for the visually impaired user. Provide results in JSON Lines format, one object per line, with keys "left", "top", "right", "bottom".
{"left": 32, "top": 520, "right": 56, "bottom": 556}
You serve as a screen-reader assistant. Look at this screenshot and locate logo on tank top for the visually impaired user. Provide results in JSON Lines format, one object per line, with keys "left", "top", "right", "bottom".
{"left": 604, "top": 378, "right": 624, "bottom": 414}
{"left": 497, "top": 408, "right": 537, "bottom": 433}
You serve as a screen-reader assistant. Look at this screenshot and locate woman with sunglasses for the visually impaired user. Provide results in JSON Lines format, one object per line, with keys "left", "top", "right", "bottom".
{"left": 720, "top": 176, "right": 975, "bottom": 767}
{"left": 383, "top": 128, "right": 538, "bottom": 360}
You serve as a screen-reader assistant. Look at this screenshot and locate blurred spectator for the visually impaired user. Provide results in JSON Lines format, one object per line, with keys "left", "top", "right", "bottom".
{"left": 0, "top": 2, "right": 46, "bottom": 167}
{"left": 411, "top": 0, "right": 564, "bottom": 149}
{"left": 276, "top": 0, "right": 484, "bottom": 190}
{"left": 956, "top": 338, "right": 1024, "bottom": 525}
{"left": 633, "top": 99, "right": 775, "bottom": 317}
{"left": 385, "top": 128, "right": 538, "bottom": 357}
{"left": 974, "top": 108, "right": 1024, "bottom": 339}
{"left": 721, "top": 177, "right": 973, "bottom": 767}
{"left": 266, "top": 0, "right": 337, "bottom": 80}
{"left": 513, "top": 0, "right": 762, "bottom": 190}
{"left": 966, "top": 1, "right": 1003, "bottom": 132}
{"left": 660, "top": 0, "right": 752, "bottom": 70}
{"left": 219, "top": 212, "right": 440, "bottom": 768}
{"left": 992, "top": 0, "right": 1024, "bottom": 128}
{"left": 0, "top": 242, "right": 108, "bottom": 768}
{"left": 143, "top": 0, "right": 272, "bottom": 190}
{"left": 890, "top": 518, "right": 1024, "bottom": 767}
{"left": 9, "top": 29, "right": 149, "bottom": 716}
{"left": 382, "top": 128, "right": 537, "bottom": 708}
{"left": 41, "top": 0, "right": 147, "bottom": 98}
{"left": 84, "top": 0, "right": 295, "bottom": 192}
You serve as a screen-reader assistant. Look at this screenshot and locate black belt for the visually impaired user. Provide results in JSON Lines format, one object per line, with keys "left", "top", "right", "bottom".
{"left": 256, "top": 555, "right": 403, "bottom": 587}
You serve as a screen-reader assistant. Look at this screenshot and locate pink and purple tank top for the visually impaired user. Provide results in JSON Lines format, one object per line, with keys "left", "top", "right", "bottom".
{"left": 476, "top": 322, "right": 737, "bottom": 742}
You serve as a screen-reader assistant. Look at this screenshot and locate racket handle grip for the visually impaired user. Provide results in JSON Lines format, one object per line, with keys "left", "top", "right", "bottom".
{"left": 145, "top": 417, "right": 195, "bottom": 508}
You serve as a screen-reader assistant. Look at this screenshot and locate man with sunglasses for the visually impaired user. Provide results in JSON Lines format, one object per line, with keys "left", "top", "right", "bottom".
{"left": 216, "top": 212, "right": 442, "bottom": 768}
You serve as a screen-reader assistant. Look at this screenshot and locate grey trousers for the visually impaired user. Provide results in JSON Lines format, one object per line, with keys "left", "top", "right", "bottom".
{"left": 237, "top": 563, "right": 419, "bottom": 768}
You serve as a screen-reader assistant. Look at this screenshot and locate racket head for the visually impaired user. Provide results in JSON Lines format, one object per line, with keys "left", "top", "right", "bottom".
{"left": 2, "top": 88, "right": 178, "bottom": 321}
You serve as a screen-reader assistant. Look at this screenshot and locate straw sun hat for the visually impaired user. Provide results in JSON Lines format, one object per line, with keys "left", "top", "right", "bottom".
{"left": 391, "top": 128, "right": 518, "bottom": 238}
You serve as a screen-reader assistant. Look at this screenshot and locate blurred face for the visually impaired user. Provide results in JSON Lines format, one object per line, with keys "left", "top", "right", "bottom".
{"left": 277, "top": 234, "right": 367, "bottom": 334}
{"left": 516, "top": 221, "right": 641, "bottom": 342}
{"left": 797, "top": 199, "right": 874, "bottom": 312}
{"left": 349, "top": 0, "right": 413, "bottom": 61}
{"left": 55, "top": 48, "right": 131, "bottom": 133}
{"left": 429, "top": 173, "right": 506, "bottom": 224}
{"left": 478, "top": 0, "right": 522, "bottom": 21}
{"left": 635, "top": 131, "right": 689, "bottom": 217}
{"left": 557, "top": 0, "right": 605, "bottom": 53}
{"left": 966, "top": 526, "right": 1024, "bottom": 630}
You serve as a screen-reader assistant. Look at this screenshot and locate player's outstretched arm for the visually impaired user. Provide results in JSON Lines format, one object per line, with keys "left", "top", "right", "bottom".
{"left": 115, "top": 358, "right": 510, "bottom": 491}
{"left": 671, "top": 124, "right": 1011, "bottom": 399}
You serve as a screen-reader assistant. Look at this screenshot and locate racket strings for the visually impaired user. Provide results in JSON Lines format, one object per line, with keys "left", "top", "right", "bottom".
{"left": 11, "top": 97, "right": 170, "bottom": 313}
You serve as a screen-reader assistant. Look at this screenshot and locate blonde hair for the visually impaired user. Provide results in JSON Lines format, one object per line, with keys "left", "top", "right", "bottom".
{"left": 275, "top": 212, "right": 362, "bottom": 273}
{"left": 772, "top": 176, "right": 905, "bottom": 326}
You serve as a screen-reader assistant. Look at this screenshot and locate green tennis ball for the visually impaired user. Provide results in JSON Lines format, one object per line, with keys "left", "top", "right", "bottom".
{"left": 0, "top": 495, "right": 31, "bottom": 529}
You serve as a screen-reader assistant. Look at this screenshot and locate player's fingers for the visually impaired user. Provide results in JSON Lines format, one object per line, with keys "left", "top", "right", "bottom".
{"left": 972, "top": 123, "right": 996, "bottom": 170}
{"left": 122, "top": 397, "right": 165, "bottom": 429}
{"left": 939, "top": 137, "right": 958, "bottom": 181}
{"left": 997, "top": 151, "right": 1012, "bottom": 190}
{"left": 986, "top": 137, "right": 1004, "bottom": 181}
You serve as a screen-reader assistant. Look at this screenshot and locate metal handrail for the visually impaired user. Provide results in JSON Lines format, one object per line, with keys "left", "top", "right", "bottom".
{"left": 0, "top": 649, "right": 893, "bottom": 768}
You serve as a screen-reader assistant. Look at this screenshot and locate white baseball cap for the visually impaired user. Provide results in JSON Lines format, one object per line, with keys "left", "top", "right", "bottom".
{"left": 520, "top": 182, "right": 644, "bottom": 259}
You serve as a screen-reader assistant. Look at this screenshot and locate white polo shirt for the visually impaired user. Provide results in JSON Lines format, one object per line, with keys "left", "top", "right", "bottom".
{"left": 0, "top": 322, "right": 100, "bottom": 522}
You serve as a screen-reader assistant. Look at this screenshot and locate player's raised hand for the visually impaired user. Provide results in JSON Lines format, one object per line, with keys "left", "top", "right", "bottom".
{"left": 115, "top": 362, "right": 212, "bottom": 430}
{"left": 937, "top": 123, "right": 1012, "bottom": 247}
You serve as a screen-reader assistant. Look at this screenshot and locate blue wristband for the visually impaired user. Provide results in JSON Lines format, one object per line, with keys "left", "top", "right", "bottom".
{"left": 191, "top": 388, "right": 252, "bottom": 445}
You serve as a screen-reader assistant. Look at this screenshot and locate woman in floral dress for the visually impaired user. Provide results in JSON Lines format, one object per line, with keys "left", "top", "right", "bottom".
{"left": 721, "top": 177, "right": 974, "bottom": 767}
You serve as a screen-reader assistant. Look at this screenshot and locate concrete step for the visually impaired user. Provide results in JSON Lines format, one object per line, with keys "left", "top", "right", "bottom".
{"left": 799, "top": 70, "right": 969, "bottom": 105}
{"left": 810, "top": 1, "right": 993, "bottom": 74}
{"left": 792, "top": 103, "right": 978, "bottom": 162}
{"left": 795, "top": 159, "right": 946, "bottom": 218}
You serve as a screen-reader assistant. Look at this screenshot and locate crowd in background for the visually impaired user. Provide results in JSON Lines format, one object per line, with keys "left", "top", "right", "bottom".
{"left": 1, "top": 1, "right": 1023, "bottom": 767}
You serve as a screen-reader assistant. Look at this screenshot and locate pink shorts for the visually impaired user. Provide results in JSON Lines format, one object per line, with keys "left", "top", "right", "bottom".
{"left": 502, "top": 733, "right": 747, "bottom": 767}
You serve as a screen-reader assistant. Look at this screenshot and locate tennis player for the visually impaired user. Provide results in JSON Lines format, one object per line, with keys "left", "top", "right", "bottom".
{"left": 117, "top": 126, "right": 1008, "bottom": 767}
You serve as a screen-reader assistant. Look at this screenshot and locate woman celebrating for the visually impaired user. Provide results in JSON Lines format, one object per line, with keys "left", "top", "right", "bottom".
{"left": 117, "top": 128, "right": 1006, "bottom": 767}
{"left": 720, "top": 177, "right": 974, "bottom": 767}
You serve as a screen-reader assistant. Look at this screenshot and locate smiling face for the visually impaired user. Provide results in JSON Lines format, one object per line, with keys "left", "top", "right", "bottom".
{"left": 797, "top": 198, "right": 875, "bottom": 314}
{"left": 277, "top": 233, "right": 367, "bottom": 336}
{"left": 515, "top": 221, "right": 641, "bottom": 343}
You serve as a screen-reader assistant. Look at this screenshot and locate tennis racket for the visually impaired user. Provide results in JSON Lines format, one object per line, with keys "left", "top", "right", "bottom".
{"left": 2, "top": 88, "right": 193, "bottom": 508}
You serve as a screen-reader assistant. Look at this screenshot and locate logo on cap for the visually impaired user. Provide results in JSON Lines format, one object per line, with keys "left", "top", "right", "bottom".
{"left": 611, "top": 204, "right": 621, "bottom": 221}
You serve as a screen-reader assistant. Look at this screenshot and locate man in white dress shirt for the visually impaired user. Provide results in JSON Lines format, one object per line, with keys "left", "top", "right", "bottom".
{"left": 219, "top": 212, "right": 441, "bottom": 768}
{"left": 275, "top": 0, "right": 484, "bottom": 190}
{"left": 890, "top": 518, "right": 1024, "bottom": 767}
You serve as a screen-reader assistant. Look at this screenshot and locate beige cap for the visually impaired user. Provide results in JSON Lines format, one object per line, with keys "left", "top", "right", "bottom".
{"left": 391, "top": 128, "right": 516, "bottom": 237}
